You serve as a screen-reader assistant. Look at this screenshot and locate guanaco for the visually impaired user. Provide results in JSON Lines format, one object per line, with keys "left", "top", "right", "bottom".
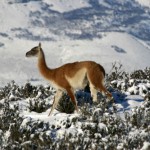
{"left": 26, "top": 43, "right": 113, "bottom": 116}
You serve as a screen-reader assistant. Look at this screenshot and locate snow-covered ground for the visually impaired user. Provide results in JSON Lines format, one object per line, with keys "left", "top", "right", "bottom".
{"left": 20, "top": 95, "right": 144, "bottom": 122}
{"left": 0, "top": 78, "right": 149, "bottom": 149}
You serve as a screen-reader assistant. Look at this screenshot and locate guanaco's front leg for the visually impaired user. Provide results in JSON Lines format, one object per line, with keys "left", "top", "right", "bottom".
{"left": 48, "top": 90, "right": 63, "bottom": 116}
{"left": 66, "top": 88, "right": 78, "bottom": 113}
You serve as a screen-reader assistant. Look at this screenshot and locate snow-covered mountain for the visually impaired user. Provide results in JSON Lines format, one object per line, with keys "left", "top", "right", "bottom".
{"left": 0, "top": 0, "right": 150, "bottom": 85}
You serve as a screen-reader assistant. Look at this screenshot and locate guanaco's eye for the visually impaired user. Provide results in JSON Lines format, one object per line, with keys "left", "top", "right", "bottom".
{"left": 32, "top": 49, "right": 36, "bottom": 52}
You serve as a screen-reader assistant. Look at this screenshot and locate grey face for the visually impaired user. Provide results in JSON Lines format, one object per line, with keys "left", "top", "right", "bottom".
{"left": 26, "top": 46, "right": 39, "bottom": 57}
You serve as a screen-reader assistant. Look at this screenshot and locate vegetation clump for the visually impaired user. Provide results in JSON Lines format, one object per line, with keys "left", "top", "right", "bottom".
{"left": 0, "top": 65, "right": 150, "bottom": 149}
{"left": 56, "top": 93, "right": 75, "bottom": 114}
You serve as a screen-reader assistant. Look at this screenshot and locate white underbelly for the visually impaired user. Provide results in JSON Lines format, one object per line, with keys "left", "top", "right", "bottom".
{"left": 66, "top": 68, "right": 88, "bottom": 90}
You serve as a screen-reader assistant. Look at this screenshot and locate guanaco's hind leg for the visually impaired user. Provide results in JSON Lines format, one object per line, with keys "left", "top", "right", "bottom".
{"left": 48, "top": 90, "right": 63, "bottom": 116}
{"left": 87, "top": 67, "right": 113, "bottom": 101}
{"left": 89, "top": 83, "right": 98, "bottom": 102}
{"left": 98, "top": 84, "right": 113, "bottom": 100}
{"left": 66, "top": 88, "right": 78, "bottom": 113}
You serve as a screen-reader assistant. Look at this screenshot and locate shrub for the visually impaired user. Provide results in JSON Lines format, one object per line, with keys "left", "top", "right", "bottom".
{"left": 130, "top": 67, "right": 150, "bottom": 80}
{"left": 56, "top": 93, "right": 75, "bottom": 114}
{"left": 28, "top": 98, "right": 50, "bottom": 113}
{"left": 106, "top": 62, "right": 129, "bottom": 81}
{"left": 0, "top": 65, "right": 150, "bottom": 149}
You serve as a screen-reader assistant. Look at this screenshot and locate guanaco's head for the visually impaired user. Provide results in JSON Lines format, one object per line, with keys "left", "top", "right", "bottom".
{"left": 26, "top": 43, "right": 41, "bottom": 57}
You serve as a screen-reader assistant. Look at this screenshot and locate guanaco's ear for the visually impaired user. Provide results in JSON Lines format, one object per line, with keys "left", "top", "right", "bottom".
{"left": 38, "top": 42, "right": 41, "bottom": 48}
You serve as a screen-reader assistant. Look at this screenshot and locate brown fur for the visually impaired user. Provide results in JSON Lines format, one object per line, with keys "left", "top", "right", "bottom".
{"left": 26, "top": 43, "right": 112, "bottom": 116}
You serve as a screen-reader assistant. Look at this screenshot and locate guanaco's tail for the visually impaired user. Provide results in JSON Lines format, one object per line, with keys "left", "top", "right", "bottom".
{"left": 98, "top": 64, "right": 105, "bottom": 77}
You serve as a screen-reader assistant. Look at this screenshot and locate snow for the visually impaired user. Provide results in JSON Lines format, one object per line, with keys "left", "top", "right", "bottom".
{"left": 136, "top": 0, "right": 150, "bottom": 7}
{"left": 98, "top": 123, "right": 108, "bottom": 132}
{"left": 115, "top": 95, "right": 144, "bottom": 118}
{"left": 5, "top": 130, "right": 11, "bottom": 141}
{"left": 20, "top": 117, "right": 32, "bottom": 127}
{"left": 0, "top": 0, "right": 29, "bottom": 32}
{"left": 141, "top": 142, "right": 150, "bottom": 150}
{"left": 117, "top": 143, "right": 124, "bottom": 150}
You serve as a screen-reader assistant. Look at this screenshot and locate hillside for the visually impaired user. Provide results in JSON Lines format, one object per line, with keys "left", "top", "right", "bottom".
{"left": 0, "top": 0, "right": 150, "bottom": 85}
{"left": 0, "top": 32, "right": 150, "bottom": 86}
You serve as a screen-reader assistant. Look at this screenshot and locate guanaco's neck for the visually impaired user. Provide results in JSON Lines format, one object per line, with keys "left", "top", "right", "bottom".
{"left": 38, "top": 49, "right": 53, "bottom": 80}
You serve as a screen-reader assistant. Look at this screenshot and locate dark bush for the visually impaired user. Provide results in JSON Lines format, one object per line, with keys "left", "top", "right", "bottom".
{"left": 130, "top": 67, "right": 150, "bottom": 80}
{"left": 56, "top": 93, "right": 75, "bottom": 114}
